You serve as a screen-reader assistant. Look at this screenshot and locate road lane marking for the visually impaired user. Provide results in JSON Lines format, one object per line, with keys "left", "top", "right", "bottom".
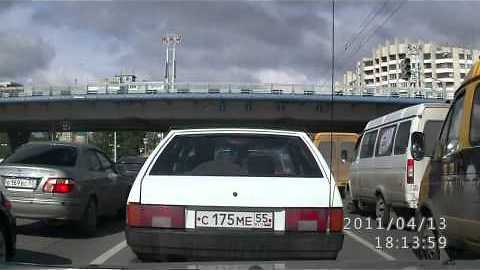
{"left": 90, "top": 240, "right": 127, "bottom": 265}
{"left": 345, "top": 230, "right": 396, "bottom": 261}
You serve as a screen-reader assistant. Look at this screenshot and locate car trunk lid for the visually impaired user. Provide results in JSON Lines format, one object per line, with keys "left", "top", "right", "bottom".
{"left": 0, "top": 165, "right": 70, "bottom": 199}
{"left": 140, "top": 175, "right": 341, "bottom": 208}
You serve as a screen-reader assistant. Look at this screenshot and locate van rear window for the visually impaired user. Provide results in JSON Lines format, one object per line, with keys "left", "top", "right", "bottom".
{"left": 149, "top": 134, "right": 323, "bottom": 178}
{"left": 318, "top": 142, "right": 335, "bottom": 167}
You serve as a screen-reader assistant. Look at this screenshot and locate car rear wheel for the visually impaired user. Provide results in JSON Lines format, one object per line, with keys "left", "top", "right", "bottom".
{"left": 0, "top": 224, "right": 7, "bottom": 263}
{"left": 375, "top": 195, "right": 390, "bottom": 227}
{"left": 79, "top": 199, "right": 97, "bottom": 237}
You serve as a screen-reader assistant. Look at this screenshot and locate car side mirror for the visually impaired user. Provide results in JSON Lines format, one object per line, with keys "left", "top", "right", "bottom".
{"left": 411, "top": 132, "right": 425, "bottom": 161}
{"left": 340, "top": 150, "right": 348, "bottom": 163}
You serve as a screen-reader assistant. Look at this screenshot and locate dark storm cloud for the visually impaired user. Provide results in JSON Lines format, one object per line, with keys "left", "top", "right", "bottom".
{"left": 0, "top": 33, "right": 55, "bottom": 79}
{"left": 334, "top": 0, "right": 480, "bottom": 73}
{"left": 30, "top": 1, "right": 332, "bottom": 82}
{"left": 14, "top": 0, "right": 480, "bottom": 83}
{"left": 0, "top": 1, "right": 14, "bottom": 12}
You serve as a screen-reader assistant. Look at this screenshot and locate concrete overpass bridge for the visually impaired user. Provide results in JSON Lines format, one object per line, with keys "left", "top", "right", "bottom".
{"left": 0, "top": 83, "right": 448, "bottom": 149}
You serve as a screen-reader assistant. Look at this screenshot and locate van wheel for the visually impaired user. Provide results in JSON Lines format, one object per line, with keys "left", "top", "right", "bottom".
{"left": 79, "top": 199, "right": 97, "bottom": 237}
{"left": 375, "top": 195, "right": 391, "bottom": 227}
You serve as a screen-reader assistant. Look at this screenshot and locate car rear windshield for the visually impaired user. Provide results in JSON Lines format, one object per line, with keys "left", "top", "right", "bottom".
{"left": 4, "top": 144, "right": 78, "bottom": 167}
{"left": 150, "top": 134, "right": 323, "bottom": 177}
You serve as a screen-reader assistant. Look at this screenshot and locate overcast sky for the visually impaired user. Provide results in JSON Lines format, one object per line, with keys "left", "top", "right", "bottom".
{"left": 1, "top": 0, "right": 479, "bottom": 85}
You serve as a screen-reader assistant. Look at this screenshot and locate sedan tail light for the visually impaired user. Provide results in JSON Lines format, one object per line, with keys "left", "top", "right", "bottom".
{"left": 328, "top": 208, "right": 344, "bottom": 232}
{"left": 127, "top": 203, "right": 185, "bottom": 228}
{"left": 286, "top": 207, "right": 343, "bottom": 232}
{"left": 43, "top": 178, "right": 75, "bottom": 193}
{"left": 1, "top": 194, "right": 11, "bottom": 209}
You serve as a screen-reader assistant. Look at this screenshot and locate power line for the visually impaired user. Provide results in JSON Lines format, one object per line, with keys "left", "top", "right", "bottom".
{"left": 344, "top": 1, "right": 389, "bottom": 52}
{"left": 337, "top": 0, "right": 407, "bottom": 72}
{"left": 353, "top": 0, "right": 407, "bottom": 57}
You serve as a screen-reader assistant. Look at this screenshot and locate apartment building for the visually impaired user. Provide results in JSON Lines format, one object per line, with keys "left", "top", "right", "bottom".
{"left": 339, "top": 39, "right": 480, "bottom": 98}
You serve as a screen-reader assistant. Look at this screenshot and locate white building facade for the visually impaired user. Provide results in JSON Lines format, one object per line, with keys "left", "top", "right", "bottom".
{"left": 339, "top": 39, "right": 480, "bottom": 99}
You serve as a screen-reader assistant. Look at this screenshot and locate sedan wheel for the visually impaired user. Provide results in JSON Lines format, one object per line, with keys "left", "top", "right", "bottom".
{"left": 0, "top": 224, "right": 7, "bottom": 263}
{"left": 375, "top": 195, "right": 390, "bottom": 227}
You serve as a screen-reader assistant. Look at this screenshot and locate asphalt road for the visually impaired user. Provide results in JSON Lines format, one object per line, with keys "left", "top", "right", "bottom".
{"left": 6, "top": 200, "right": 431, "bottom": 268}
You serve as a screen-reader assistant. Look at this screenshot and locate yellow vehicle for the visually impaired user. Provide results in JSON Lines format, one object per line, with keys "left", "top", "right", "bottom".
{"left": 313, "top": 132, "right": 359, "bottom": 198}
{"left": 417, "top": 60, "right": 480, "bottom": 260}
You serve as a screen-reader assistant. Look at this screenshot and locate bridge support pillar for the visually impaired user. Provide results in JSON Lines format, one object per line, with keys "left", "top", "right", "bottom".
{"left": 7, "top": 130, "right": 31, "bottom": 152}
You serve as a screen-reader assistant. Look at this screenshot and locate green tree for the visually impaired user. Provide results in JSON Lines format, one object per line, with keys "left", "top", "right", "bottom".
{"left": 90, "top": 131, "right": 146, "bottom": 161}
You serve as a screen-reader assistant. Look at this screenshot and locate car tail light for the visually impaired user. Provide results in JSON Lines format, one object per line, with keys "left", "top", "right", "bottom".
{"left": 286, "top": 208, "right": 343, "bottom": 232}
{"left": 43, "top": 178, "right": 75, "bottom": 193}
{"left": 328, "top": 208, "right": 344, "bottom": 232}
{"left": 127, "top": 203, "right": 185, "bottom": 228}
{"left": 286, "top": 208, "right": 325, "bottom": 232}
{"left": 406, "top": 159, "right": 414, "bottom": 184}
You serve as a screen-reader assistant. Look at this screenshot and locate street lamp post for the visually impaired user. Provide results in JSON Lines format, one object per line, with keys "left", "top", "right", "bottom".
{"left": 162, "top": 33, "right": 182, "bottom": 91}
{"left": 113, "top": 131, "right": 117, "bottom": 163}
{"left": 143, "top": 137, "right": 148, "bottom": 156}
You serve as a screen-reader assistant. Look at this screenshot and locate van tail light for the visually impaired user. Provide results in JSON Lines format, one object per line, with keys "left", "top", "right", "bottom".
{"left": 43, "top": 178, "right": 75, "bottom": 193}
{"left": 127, "top": 203, "right": 185, "bottom": 228}
{"left": 286, "top": 208, "right": 343, "bottom": 232}
{"left": 406, "top": 159, "right": 414, "bottom": 184}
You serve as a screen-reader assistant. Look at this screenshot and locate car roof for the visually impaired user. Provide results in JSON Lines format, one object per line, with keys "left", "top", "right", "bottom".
{"left": 19, "top": 141, "right": 101, "bottom": 151}
{"left": 168, "top": 128, "right": 306, "bottom": 137}
{"left": 364, "top": 103, "right": 450, "bottom": 131}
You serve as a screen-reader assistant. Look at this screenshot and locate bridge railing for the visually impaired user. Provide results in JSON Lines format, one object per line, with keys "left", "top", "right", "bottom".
{"left": 0, "top": 83, "right": 450, "bottom": 100}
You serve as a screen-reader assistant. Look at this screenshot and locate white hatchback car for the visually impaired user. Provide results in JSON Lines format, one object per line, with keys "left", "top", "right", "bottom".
{"left": 125, "top": 128, "right": 344, "bottom": 261}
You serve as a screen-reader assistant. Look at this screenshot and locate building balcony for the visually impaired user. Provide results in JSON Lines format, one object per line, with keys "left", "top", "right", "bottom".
{"left": 435, "top": 68, "right": 454, "bottom": 74}
{"left": 434, "top": 58, "right": 454, "bottom": 64}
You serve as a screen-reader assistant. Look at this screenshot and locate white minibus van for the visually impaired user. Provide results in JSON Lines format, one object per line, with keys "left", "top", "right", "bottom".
{"left": 349, "top": 103, "right": 449, "bottom": 225}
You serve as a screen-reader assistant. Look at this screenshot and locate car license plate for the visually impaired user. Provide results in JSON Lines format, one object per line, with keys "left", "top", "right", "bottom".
{"left": 195, "top": 211, "right": 273, "bottom": 229}
{"left": 4, "top": 178, "right": 37, "bottom": 189}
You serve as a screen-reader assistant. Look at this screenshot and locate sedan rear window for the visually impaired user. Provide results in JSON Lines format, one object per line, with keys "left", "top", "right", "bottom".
{"left": 4, "top": 144, "right": 78, "bottom": 167}
{"left": 150, "top": 134, "right": 323, "bottom": 177}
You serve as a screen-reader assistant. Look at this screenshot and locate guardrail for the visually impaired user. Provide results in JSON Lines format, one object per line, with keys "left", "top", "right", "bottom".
{"left": 0, "top": 83, "right": 450, "bottom": 100}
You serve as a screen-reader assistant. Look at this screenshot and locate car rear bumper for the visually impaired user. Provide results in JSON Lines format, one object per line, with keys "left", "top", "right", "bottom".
{"left": 10, "top": 198, "right": 85, "bottom": 221}
{"left": 125, "top": 227, "right": 344, "bottom": 260}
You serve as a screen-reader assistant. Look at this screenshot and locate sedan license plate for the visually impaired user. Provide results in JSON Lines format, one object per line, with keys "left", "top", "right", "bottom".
{"left": 4, "top": 178, "right": 37, "bottom": 189}
{"left": 196, "top": 211, "right": 273, "bottom": 229}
